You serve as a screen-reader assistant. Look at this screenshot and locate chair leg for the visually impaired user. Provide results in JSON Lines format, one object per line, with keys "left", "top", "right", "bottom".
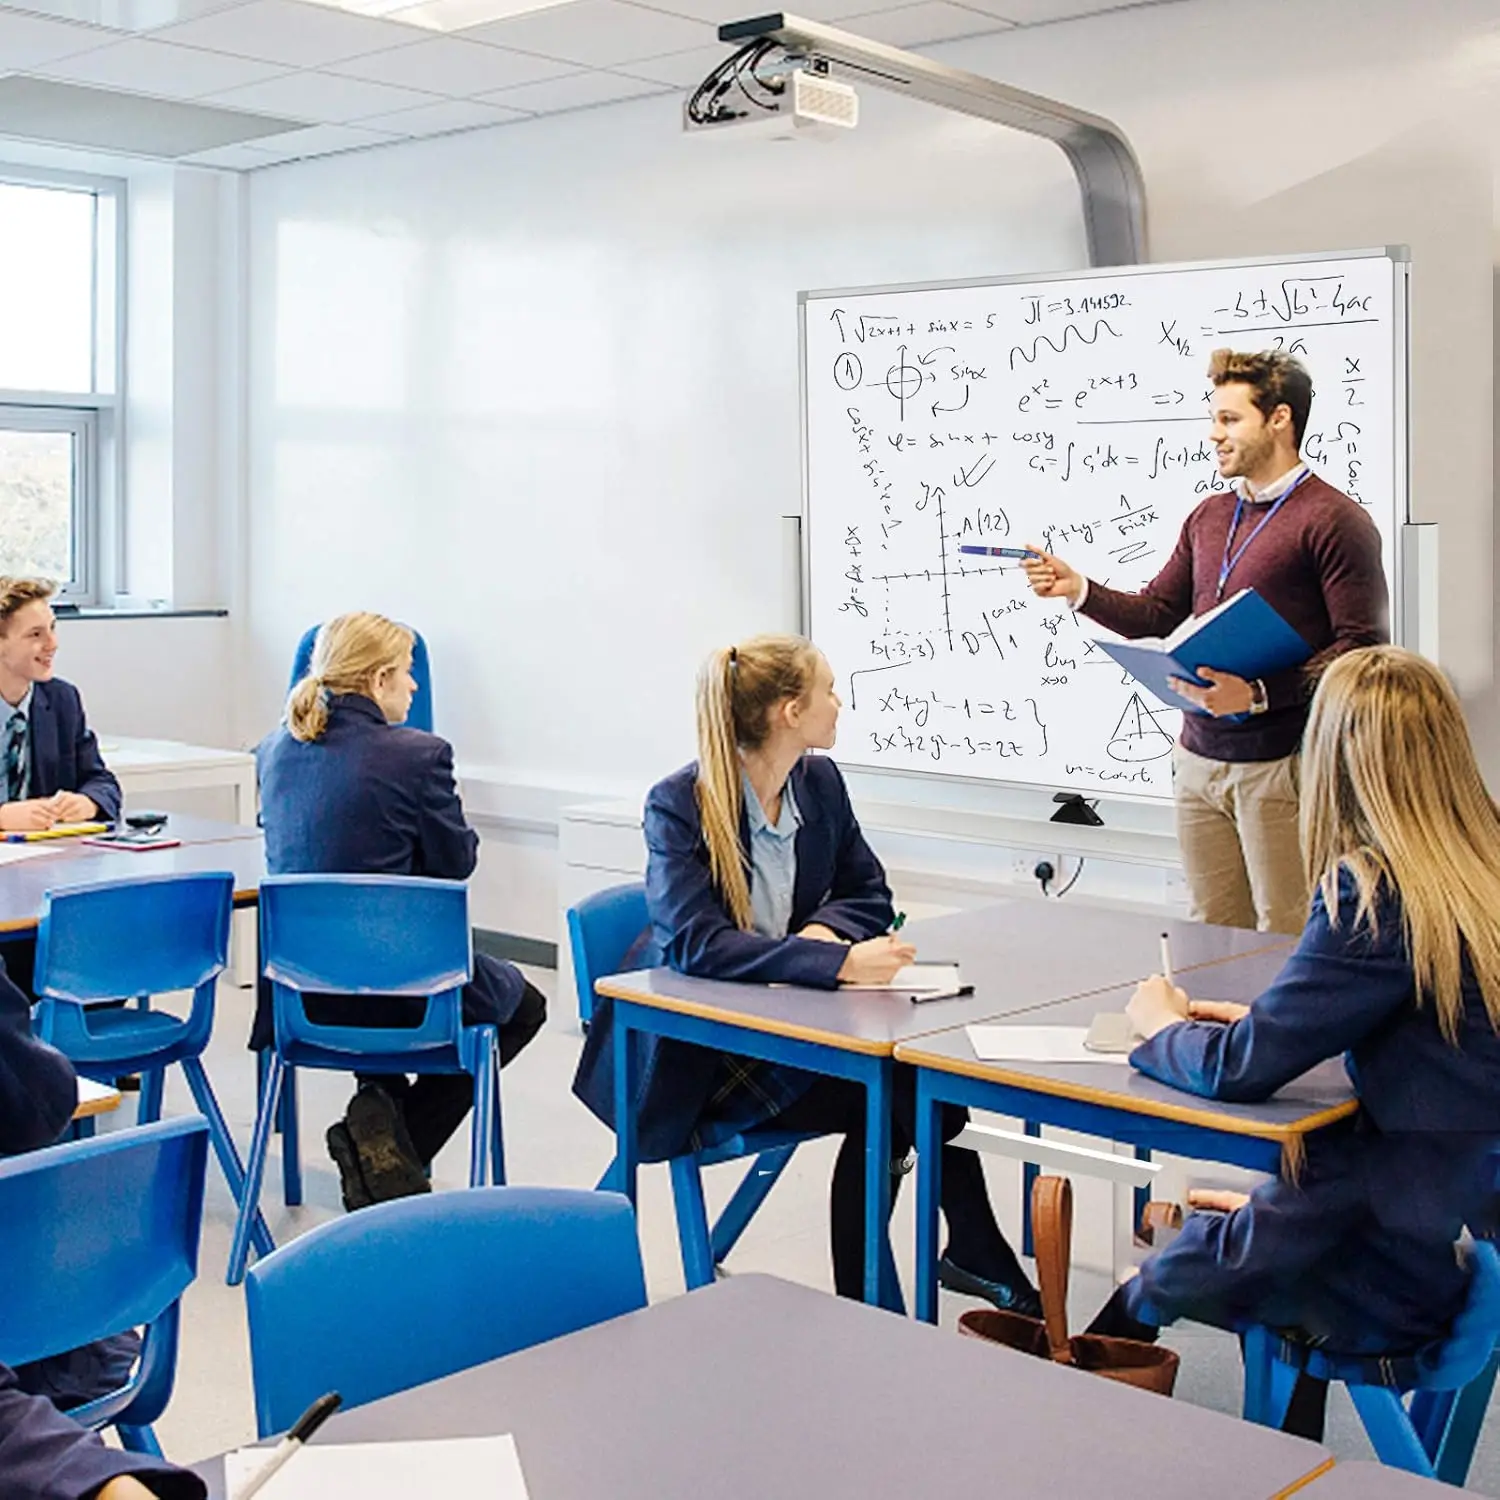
{"left": 468, "top": 1044, "right": 496, "bottom": 1189}
{"left": 1348, "top": 1385, "right": 1439, "bottom": 1477}
{"left": 279, "top": 1066, "right": 302, "bottom": 1208}
{"left": 1242, "top": 1327, "right": 1290, "bottom": 1428}
{"left": 116, "top": 1425, "right": 163, "bottom": 1457}
{"left": 669, "top": 1155, "right": 716, "bottom": 1291}
{"left": 490, "top": 1064, "right": 505, "bottom": 1187}
{"left": 136, "top": 1068, "right": 165, "bottom": 1125}
{"left": 710, "top": 1146, "right": 795, "bottom": 1265}
{"left": 1434, "top": 1347, "right": 1500, "bottom": 1486}
{"left": 1409, "top": 1389, "right": 1453, "bottom": 1461}
{"left": 181, "top": 1057, "right": 274, "bottom": 1260}
{"left": 228, "top": 1057, "right": 285, "bottom": 1286}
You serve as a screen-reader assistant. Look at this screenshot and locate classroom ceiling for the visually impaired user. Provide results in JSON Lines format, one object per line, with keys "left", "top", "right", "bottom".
{"left": 0, "top": 0, "right": 1174, "bottom": 168}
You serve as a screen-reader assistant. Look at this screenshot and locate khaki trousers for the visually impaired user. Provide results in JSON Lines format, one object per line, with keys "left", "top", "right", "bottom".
{"left": 1172, "top": 743, "right": 1308, "bottom": 935}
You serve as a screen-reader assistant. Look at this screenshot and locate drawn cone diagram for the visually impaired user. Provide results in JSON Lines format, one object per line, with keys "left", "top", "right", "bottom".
{"left": 1108, "top": 692, "right": 1175, "bottom": 763}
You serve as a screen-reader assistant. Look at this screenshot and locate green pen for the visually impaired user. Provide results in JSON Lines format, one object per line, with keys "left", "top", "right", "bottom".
{"left": 891, "top": 912, "right": 908, "bottom": 933}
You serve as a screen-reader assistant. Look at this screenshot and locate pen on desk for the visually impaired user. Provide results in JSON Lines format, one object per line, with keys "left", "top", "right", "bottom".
{"left": 891, "top": 911, "right": 907, "bottom": 933}
{"left": 1159, "top": 931, "right": 1175, "bottom": 988}
{"left": 230, "top": 1391, "right": 342, "bottom": 1500}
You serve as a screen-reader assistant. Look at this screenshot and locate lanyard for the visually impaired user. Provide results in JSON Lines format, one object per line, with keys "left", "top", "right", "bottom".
{"left": 1216, "top": 469, "right": 1312, "bottom": 601}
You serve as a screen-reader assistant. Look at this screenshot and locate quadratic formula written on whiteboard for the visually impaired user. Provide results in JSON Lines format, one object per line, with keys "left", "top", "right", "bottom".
{"left": 801, "top": 251, "right": 1407, "bottom": 802}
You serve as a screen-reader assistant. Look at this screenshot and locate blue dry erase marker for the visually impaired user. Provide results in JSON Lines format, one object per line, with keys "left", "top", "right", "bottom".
{"left": 958, "top": 545, "right": 1039, "bottom": 559}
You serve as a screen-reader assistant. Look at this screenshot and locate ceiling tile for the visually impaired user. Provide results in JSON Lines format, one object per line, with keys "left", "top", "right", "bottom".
{"left": 477, "top": 65, "right": 666, "bottom": 112}
{"left": 150, "top": 0, "right": 419, "bottom": 66}
{"left": 831, "top": 2, "right": 1012, "bottom": 45}
{"left": 237, "top": 118, "right": 395, "bottom": 159}
{"left": 623, "top": 40, "right": 736, "bottom": 86}
{"left": 201, "top": 66, "right": 439, "bottom": 120}
{"left": 460, "top": 0, "right": 712, "bottom": 66}
{"left": 0, "top": 0, "right": 244, "bottom": 32}
{"left": 179, "top": 138, "right": 281, "bottom": 165}
{"left": 643, "top": 0, "right": 913, "bottom": 20}
{"left": 327, "top": 35, "right": 575, "bottom": 93}
{"left": 355, "top": 94, "right": 522, "bottom": 131}
{"left": 955, "top": 0, "right": 1173, "bottom": 20}
{"left": 0, "top": 9, "right": 114, "bottom": 67}
{"left": 31, "top": 35, "right": 293, "bottom": 96}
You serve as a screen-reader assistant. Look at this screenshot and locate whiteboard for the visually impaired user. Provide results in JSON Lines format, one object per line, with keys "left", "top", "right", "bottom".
{"left": 801, "top": 250, "right": 1408, "bottom": 802}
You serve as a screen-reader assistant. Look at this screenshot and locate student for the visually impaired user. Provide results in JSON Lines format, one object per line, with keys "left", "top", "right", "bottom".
{"left": 574, "top": 635, "right": 1038, "bottom": 1311}
{"left": 0, "top": 1362, "right": 203, "bottom": 1500}
{"left": 0, "top": 577, "right": 122, "bottom": 997}
{"left": 1089, "top": 645, "right": 1500, "bottom": 1439}
{"left": 1023, "top": 351, "right": 1387, "bottom": 935}
{"left": 255, "top": 613, "right": 546, "bottom": 1211}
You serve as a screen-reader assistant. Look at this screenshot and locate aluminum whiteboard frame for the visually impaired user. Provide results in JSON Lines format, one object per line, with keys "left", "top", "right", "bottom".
{"left": 798, "top": 246, "right": 1413, "bottom": 805}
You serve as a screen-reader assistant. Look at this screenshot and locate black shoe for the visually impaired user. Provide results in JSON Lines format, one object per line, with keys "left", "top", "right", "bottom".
{"left": 325, "top": 1121, "right": 374, "bottom": 1212}
{"left": 343, "top": 1085, "right": 430, "bottom": 1204}
{"left": 113, "top": 1075, "right": 142, "bottom": 1092}
{"left": 938, "top": 1255, "right": 1043, "bottom": 1318}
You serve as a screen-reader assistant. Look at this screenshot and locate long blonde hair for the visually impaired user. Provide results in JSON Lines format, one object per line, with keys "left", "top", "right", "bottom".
{"left": 1300, "top": 645, "right": 1500, "bottom": 1039}
{"left": 285, "top": 612, "right": 414, "bottom": 743}
{"left": 695, "top": 634, "right": 821, "bottom": 931}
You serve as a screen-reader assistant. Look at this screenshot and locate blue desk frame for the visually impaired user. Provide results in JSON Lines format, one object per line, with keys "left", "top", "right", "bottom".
{"left": 606, "top": 995, "right": 900, "bottom": 1309}
{"left": 911, "top": 1067, "right": 1305, "bottom": 1324}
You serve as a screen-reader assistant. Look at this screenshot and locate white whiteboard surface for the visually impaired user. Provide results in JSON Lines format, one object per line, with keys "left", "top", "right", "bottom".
{"left": 802, "top": 250, "right": 1407, "bottom": 802}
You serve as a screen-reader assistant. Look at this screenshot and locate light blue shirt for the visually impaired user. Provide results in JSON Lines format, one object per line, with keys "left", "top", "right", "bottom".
{"left": 743, "top": 769, "right": 802, "bottom": 940}
{"left": 2, "top": 686, "right": 32, "bottom": 801}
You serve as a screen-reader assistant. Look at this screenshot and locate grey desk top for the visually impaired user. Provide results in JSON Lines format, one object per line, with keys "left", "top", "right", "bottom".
{"left": 195, "top": 1275, "right": 1333, "bottom": 1500}
{"left": 597, "top": 898, "right": 1293, "bottom": 1056}
{"left": 894, "top": 949, "right": 1357, "bottom": 1145}
{"left": 1302, "top": 1462, "right": 1474, "bottom": 1497}
{"left": 0, "top": 826, "right": 265, "bottom": 933}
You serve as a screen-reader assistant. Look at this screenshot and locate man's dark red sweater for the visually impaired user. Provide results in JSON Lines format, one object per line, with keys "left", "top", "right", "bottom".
{"left": 1080, "top": 473, "right": 1388, "bottom": 762}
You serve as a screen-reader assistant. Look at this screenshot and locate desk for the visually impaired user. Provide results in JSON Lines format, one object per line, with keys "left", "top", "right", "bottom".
{"left": 598, "top": 899, "right": 1290, "bottom": 1305}
{"left": 898, "top": 950, "right": 1358, "bottom": 1321}
{"left": 195, "top": 1275, "right": 1333, "bottom": 1500}
{"left": 101, "top": 736, "right": 257, "bottom": 827}
{"left": 1301, "top": 1463, "right": 1457, "bottom": 1496}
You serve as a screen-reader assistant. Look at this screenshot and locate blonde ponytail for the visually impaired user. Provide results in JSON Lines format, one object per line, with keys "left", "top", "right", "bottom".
{"left": 693, "top": 634, "right": 821, "bottom": 931}
{"left": 284, "top": 613, "right": 415, "bottom": 743}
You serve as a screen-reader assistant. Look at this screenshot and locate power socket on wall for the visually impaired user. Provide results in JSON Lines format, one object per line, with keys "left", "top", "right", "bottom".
{"left": 1010, "top": 850, "right": 1060, "bottom": 893}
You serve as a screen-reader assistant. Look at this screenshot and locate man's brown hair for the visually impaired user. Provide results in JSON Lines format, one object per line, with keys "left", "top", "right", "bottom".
{"left": 1208, "top": 348, "right": 1313, "bottom": 448}
{"left": 0, "top": 578, "right": 55, "bottom": 635}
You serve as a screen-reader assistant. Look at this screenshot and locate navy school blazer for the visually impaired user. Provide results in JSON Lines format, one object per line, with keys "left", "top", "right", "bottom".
{"left": 572, "top": 754, "right": 893, "bottom": 1160}
{"left": 251, "top": 693, "right": 527, "bottom": 1048}
{"left": 1125, "top": 871, "right": 1500, "bottom": 1353}
{"left": 0, "top": 957, "right": 75, "bottom": 1155}
{"left": 21, "top": 678, "right": 120, "bottom": 822}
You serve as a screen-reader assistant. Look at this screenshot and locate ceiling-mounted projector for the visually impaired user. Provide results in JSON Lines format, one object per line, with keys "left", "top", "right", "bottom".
{"left": 684, "top": 43, "right": 858, "bottom": 140}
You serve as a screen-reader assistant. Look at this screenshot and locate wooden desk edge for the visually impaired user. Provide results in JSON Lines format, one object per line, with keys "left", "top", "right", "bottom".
{"left": 1275, "top": 1456, "right": 1337, "bottom": 1497}
{"left": 595, "top": 976, "right": 893, "bottom": 1056}
{"left": 73, "top": 1090, "right": 122, "bottom": 1120}
{"left": 892, "top": 1041, "right": 1358, "bottom": 1143}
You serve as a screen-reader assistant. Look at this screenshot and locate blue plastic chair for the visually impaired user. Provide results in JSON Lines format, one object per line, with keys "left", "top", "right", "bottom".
{"left": 245, "top": 1185, "right": 645, "bottom": 1437}
{"left": 31, "top": 873, "right": 274, "bottom": 1268}
{"left": 1243, "top": 1239, "right": 1500, "bottom": 1484}
{"left": 0, "top": 1116, "right": 208, "bottom": 1454}
{"left": 290, "top": 624, "right": 433, "bottom": 734}
{"left": 228, "top": 875, "right": 503, "bottom": 1286}
{"left": 569, "top": 883, "right": 818, "bottom": 1291}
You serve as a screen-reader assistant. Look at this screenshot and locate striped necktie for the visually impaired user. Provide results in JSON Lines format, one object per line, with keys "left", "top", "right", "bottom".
{"left": 3, "top": 711, "right": 25, "bottom": 803}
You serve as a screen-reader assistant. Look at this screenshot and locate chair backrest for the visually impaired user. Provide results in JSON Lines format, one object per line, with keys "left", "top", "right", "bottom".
{"left": 290, "top": 624, "right": 434, "bottom": 734}
{"left": 245, "top": 1186, "right": 647, "bottom": 1437}
{"left": 34, "top": 872, "right": 234, "bottom": 1004}
{"left": 566, "top": 883, "right": 648, "bottom": 1016}
{"left": 0, "top": 1117, "right": 208, "bottom": 1367}
{"left": 1428, "top": 1240, "right": 1500, "bottom": 1389}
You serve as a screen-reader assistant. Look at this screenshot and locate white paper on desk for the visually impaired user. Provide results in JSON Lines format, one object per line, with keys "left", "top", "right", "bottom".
{"left": 966, "top": 1025, "right": 1129, "bottom": 1064}
{"left": 0, "top": 842, "right": 55, "bottom": 865}
{"left": 222, "top": 1435, "right": 529, "bottom": 1499}
{"left": 841, "top": 964, "right": 962, "bottom": 993}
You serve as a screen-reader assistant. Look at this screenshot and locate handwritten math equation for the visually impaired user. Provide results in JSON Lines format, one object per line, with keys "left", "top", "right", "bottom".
{"left": 805, "top": 259, "right": 1400, "bottom": 798}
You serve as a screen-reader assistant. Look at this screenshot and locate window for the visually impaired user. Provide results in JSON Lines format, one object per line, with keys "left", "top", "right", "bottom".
{"left": 0, "top": 174, "right": 120, "bottom": 603}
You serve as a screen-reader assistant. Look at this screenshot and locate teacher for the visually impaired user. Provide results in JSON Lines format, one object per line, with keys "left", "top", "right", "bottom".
{"left": 1023, "top": 349, "right": 1387, "bottom": 934}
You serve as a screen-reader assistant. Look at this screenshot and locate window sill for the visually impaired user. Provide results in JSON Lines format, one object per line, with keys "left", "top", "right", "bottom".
{"left": 57, "top": 606, "right": 229, "bottom": 620}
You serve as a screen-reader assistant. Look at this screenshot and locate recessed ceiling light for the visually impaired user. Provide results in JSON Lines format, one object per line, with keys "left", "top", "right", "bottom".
{"left": 293, "top": 0, "right": 578, "bottom": 33}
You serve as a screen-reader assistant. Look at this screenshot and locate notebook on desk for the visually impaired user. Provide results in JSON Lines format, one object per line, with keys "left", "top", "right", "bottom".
{"left": 222, "top": 1435, "right": 528, "bottom": 1499}
{"left": 840, "top": 964, "right": 971, "bottom": 1002}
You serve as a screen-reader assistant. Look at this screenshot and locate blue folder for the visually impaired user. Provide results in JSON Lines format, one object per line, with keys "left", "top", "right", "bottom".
{"left": 1093, "top": 589, "right": 1312, "bottom": 717}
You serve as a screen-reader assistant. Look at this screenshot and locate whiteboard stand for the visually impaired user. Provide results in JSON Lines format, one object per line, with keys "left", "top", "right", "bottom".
{"left": 1401, "top": 522, "right": 1439, "bottom": 663}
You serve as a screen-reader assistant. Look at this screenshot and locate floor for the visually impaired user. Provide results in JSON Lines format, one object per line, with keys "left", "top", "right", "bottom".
{"left": 112, "top": 965, "right": 1500, "bottom": 1490}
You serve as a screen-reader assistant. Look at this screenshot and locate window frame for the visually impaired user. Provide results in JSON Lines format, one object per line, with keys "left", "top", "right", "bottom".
{"left": 0, "top": 164, "right": 125, "bottom": 606}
